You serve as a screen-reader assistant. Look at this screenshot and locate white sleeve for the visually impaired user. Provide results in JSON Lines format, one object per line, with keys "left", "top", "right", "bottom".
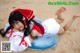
{"left": 10, "top": 32, "right": 31, "bottom": 52}
{"left": 24, "top": 37, "right": 32, "bottom": 46}
{"left": 4, "top": 23, "right": 10, "bottom": 32}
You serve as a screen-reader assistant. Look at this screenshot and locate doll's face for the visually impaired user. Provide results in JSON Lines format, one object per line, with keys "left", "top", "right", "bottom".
{"left": 12, "top": 21, "right": 24, "bottom": 31}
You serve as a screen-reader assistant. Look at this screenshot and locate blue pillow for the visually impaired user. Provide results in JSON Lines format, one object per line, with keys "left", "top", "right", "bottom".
{"left": 29, "top": 34, "right": 58, "bottom": 50}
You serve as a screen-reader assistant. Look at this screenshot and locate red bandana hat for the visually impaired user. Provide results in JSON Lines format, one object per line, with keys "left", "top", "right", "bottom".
{"left": 11, "top": 8, "right": 35, "bottom": 26}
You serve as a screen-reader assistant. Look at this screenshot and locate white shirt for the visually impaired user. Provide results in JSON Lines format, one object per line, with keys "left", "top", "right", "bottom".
{"left": 4, "top": 23, "right": 31, "bottom": 52}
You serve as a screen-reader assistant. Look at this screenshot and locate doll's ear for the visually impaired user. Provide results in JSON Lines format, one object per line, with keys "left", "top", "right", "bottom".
{"left": 22, "top": 17, "right": 26, "bottom": 20}
{"left": 22, "top": 17, "right": 26, "bottom": 26}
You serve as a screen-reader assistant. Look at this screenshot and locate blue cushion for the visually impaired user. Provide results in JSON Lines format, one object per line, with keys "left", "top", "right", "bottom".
{"left": 29, "top": 34, "right": 58, "bottom": 50}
